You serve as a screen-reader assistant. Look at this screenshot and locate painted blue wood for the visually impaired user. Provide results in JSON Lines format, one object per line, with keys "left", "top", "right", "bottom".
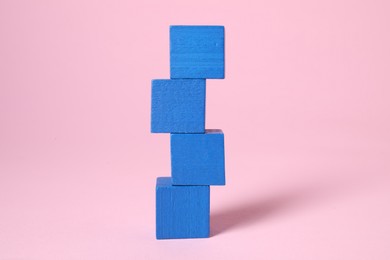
{"left": 170, "top": 25, "right": 225, "bottom": 79}
{"left": 156, "top": 177, "right": 210, "bottom": 239}
{"left": 170, "top": 129, "right": 225, "bottom": 185}
{"left": 151, "top": 79, "right": 205, "bottom": 133}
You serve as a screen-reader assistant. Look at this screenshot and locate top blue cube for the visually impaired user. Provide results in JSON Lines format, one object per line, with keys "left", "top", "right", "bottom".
{"left": 170, "top": 26, "right": 225, "bottom": 79}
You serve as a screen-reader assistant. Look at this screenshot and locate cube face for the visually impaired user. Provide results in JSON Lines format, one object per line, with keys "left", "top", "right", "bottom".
{"left": 151, "top": 79, "right": 205, "bottom": 133}
{"left": 171, "top": 129, "right": 225, "bottom": 185}
{"left": 156, "top": 177, "right": 210, "bottom": 239}
{"left": 170, "top": 26, "right": 225, "bottom": 79}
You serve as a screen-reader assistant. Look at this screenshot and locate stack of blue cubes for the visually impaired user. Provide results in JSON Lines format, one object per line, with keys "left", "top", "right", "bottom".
{"left": 151, "top": 25, "right": 226, "bottom": 239}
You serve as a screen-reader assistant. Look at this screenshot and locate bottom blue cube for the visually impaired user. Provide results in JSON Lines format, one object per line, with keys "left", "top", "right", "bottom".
{"left": 156, "top": 177, "right": 210, "bottom": 239}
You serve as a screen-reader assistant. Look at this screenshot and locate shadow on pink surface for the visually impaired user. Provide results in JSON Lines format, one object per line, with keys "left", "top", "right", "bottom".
{"left": 210, "top": 173, "right": 372, "bottom": 236}
{"left": 210, "top": 187, "right": 319, "bottom": 236}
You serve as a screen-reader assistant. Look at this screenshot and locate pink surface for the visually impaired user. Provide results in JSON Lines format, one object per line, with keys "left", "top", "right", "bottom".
{"left": 1, "top": 0, "right": 390, "bottom": 259}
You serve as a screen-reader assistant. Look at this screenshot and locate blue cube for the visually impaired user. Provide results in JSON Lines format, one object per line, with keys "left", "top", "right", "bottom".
{"left": 156, "top": 177, "right": 210, "bottom": 239}
{"left": 170, "top": 26, "right": 225, "bottom": 79}
{"left": 171, "top": 129, "right": 225, "bottom": 185}
{"left": 151, "top": 79, "right": 205, "bottom": 133}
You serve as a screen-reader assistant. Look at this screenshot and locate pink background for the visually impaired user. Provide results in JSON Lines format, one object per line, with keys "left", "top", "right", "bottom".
{"left": 1, "top": 0, "right": 390, "bottom": 259}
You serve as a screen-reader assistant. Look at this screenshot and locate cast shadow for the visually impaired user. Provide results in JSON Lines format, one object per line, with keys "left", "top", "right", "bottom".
{"left": 210, "top": 178, "right": 342, "bottom": 236}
